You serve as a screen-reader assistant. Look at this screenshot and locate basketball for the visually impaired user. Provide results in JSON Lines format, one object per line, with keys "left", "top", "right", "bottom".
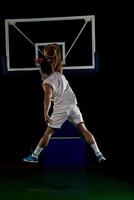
{"left": 43, "top": 45, "right": 56, "bottom": 58}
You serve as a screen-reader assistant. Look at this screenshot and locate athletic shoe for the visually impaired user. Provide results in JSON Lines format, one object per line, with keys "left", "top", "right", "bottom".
{"left": 23, "top": 154, "right": 38, "bottom": 163}
{"left": 97, "top": 154, "right": 106, "bottom": 163}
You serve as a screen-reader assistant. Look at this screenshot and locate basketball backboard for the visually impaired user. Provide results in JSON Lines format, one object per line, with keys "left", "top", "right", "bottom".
{"left": 5, "top": 15, "right": 96, "bottom": 71}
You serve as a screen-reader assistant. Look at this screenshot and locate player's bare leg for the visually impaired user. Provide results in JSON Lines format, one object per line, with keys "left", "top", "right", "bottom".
{"left": 38, "top": 126, "right": 55, "bottom": 148}
{"left": 76, "top": 122, "right": 106, "bottom": 162}
{"left": 23, "top": 127, "right": 55, "bottom": 163}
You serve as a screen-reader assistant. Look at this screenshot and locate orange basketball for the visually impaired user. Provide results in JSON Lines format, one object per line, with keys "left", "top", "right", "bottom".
{"left": 43, "top": 45, "right": 56, "bottom": 58}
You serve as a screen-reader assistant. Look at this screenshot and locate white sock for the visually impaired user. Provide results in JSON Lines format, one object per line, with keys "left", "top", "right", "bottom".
{"left": 91, "top": 143, "right": 102, "bottom": 156}
{"left": 32, "top": 146, "right": 43, "bottom": 158}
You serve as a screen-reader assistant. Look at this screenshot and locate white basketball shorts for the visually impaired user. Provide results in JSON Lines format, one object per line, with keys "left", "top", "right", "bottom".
{"left": 48, "top": 105, "right": 84, "bottom": 129}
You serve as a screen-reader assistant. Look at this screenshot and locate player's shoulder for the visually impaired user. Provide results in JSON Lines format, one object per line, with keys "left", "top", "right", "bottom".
{"left": 54, "top": 71, "right": 63, "bottom": 76}
{"left": 42, "top": 73, "right": 53, "bottom": 84}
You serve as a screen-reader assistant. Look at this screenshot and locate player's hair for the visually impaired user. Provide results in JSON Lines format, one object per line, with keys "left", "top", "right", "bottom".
{"left": 40, "top": 59, "right": 53, "bottom": 75}
{"left": 43, "top": 43, "right": 63, "bottom": 73}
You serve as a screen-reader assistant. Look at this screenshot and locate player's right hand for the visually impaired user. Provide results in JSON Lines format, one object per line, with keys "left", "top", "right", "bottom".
{"left": 44, "top": 114, "right": 53, "bottom": 125}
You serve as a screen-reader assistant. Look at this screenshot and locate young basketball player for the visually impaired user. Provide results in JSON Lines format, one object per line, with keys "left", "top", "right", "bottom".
{"left": 23, "top": 44, "right": 106, "bottom": 163}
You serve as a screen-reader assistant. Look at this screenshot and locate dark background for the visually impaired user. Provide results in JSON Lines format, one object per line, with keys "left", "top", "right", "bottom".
{"left": 0, "top": 1, "right": 133, "bottom": 181}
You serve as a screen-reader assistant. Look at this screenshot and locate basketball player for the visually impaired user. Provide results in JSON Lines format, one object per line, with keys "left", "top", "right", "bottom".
{"left": 23, "top": 44, "right": 106, "bottom": 163}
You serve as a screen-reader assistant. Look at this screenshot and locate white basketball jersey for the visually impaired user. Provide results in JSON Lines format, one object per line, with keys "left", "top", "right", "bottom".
{"left": 42, "top": 72, "right": 77, "bottom": 109}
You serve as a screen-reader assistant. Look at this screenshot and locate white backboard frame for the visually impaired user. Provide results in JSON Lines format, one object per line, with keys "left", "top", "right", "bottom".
{"left": 5, "top": 15, "right": 96, "bottom": 71}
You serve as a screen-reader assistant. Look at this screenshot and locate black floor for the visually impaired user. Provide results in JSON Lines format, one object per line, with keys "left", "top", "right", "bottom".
{"left": 0, "top": 163, "right": 134, "bottom": 200}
